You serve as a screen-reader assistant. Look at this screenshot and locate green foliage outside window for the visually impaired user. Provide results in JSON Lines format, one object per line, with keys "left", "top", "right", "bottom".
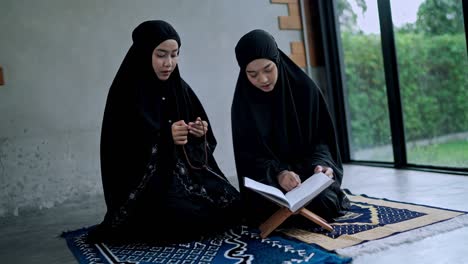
{"left": 338, "top": 0, "right": 468, "bottom": 151}
{"left": 342, "top": 32, "right": 468, "bottom": 150}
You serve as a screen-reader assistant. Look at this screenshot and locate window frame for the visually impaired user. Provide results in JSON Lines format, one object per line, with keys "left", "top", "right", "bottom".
{"left": 314, "top": 0, "right": 468, "bottom": 175}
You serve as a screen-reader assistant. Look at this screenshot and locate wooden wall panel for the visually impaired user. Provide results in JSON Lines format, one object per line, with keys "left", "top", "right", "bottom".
{"left": 289, "top": 41, "right": 306, "bottom": 68}
{"left": 271, "top": 0, "right": 306, "bottom": 68}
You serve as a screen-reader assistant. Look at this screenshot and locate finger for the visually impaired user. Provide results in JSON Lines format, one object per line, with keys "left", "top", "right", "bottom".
{"left": 293, "top": 173, "right": 302, "bottom": 185}
{"left": 175, "top": 139, "right": 188, "bottom": 145}
{"left": 192, "top": 119, "right": 206, "bottom": 126}
{"left": 188, "top": 126, "right": 203, "bottom": 135}
{"left": 188, "top": 130, "right": 203, "bottom": 137}
{"left": 175, "top": 124, "right": 189, "bottom": 130}
{"left": 189, "top": 123, "right": 203, "bottom": 130}
{"left": 202, "top": 122, "right": 208, "bottom": 131}
{"left": 289, "top": 176, "right": 300, "bottom": 188}
{"left": 174, "top": 120, "right": 187, "bottom": 126}
{"left": 289, "top": 181, "right": 299, "bottom": 190}
{"left": 190, "top": 122, "right": 206, "bottom": 135}
{"left": 195, "top": 120, "right": 206, "bottom": 128}
{"left": 174, "top": 136, "right": 187, "bottom": 142}
{"left": 325, "top": 168, "right": 334, "bottom": 178}
{"left": 289, "top": 175, "right": 299, "bottom": 185}
{"left": 174, "top": 134, "right": 187, "bottom": 139}
{"left": 314, "top": 165, "right": 323, "bottom": 174}
{"left": 174, "top": 130, "right": 188, "bottom": 136}
{"left": 173, "top": 125, "right": 188, "bottom": 133}
{"left": 188, "top": 122, "right": 203, "bottom": 130}
{"left": 294, "top": 180, "right": 300, "bottom": 187}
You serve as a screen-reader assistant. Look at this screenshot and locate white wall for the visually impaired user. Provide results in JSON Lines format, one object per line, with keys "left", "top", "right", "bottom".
{"left": 0, "top": 0, "right": 302, "bottom": 216}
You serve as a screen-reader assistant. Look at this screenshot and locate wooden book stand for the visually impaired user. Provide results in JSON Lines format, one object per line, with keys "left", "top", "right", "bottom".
{"left": 259, "top": 206, "right": 333, "bottom": 239}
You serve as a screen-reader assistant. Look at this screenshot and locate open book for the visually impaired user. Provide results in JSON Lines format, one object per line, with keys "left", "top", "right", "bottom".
{"left": 244, "top": 172, "right": 334, "bottom": 213}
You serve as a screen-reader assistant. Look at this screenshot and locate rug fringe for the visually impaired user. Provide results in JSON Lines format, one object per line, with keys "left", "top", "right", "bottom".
{"left": 336, "top": 213, "right": 468, "bottom": 257}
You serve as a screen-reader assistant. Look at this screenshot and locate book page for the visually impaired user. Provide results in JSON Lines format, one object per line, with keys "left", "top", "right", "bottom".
{"left": 244, "top": 177, "right": 290, "bottom": 208}
{"left": 285, "top": 172, "right": 334, "bottom": 212}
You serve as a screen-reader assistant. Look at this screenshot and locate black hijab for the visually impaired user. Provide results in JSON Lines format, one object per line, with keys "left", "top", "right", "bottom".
{"left": 100, "top": 20, "right": 217, "bottom": 212}
{"left": 231, "top": 29, "right": 344, "bottom": 190}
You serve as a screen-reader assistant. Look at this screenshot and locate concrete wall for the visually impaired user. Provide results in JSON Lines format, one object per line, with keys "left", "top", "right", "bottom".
{"left": 0, "top": 0, "right": 302, "bottom": 216}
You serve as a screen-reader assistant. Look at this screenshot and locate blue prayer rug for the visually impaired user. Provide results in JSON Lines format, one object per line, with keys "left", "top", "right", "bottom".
{"left": 62, "top": 225, "right": 351, "bottom": 264}
{"left": 282, "top": 191, "right": 468, "bottom": 257}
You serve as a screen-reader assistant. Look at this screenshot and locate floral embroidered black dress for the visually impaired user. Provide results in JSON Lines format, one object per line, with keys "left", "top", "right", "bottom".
{"left": 89, "top": 20, "right": 240, "bottom": 244}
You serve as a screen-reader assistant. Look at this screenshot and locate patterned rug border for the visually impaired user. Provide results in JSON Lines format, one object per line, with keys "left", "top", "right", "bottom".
{"left": 61, "top": 225, "right": 352, "bottom": 264}
{"left": 61, "top": 227, "right": 101, "bottom": 264}
{"left": 335, "top": 213, "right": 468, "bottom": 257}
{"left": 337, "top": 190, "right": 468, "bottom": 257}
{"left": 283, "top": 189, "right": 468, "bottom": 257}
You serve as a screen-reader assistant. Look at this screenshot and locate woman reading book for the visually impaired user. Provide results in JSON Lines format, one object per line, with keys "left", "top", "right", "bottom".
{"left": 231, "top": 29, "right": 350, "bottom": 226}
{"left": 88, "top": 20, "right": 240, "bottom": 243}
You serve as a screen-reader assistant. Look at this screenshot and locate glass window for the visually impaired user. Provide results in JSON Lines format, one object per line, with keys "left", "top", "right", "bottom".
{"left": 337, "top": 0, "right": 394, "bottom": 162}
{"left": 391, "top": 0, "right": 468, "bottom": 168}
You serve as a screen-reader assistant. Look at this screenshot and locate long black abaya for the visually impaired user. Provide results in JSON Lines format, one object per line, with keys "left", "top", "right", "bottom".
{"left": 91, "top": 20, "right": 240, "bottom": 243}
{"left": 231, "top": 29, "right": 349, "bottom": 226}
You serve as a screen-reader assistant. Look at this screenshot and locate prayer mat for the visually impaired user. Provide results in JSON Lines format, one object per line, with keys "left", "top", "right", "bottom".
{"left": 281, "top": 190, "right": 468, "bottom": 257}
{"left": 62, "top": 225, "right": 351, "bottom": 264}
